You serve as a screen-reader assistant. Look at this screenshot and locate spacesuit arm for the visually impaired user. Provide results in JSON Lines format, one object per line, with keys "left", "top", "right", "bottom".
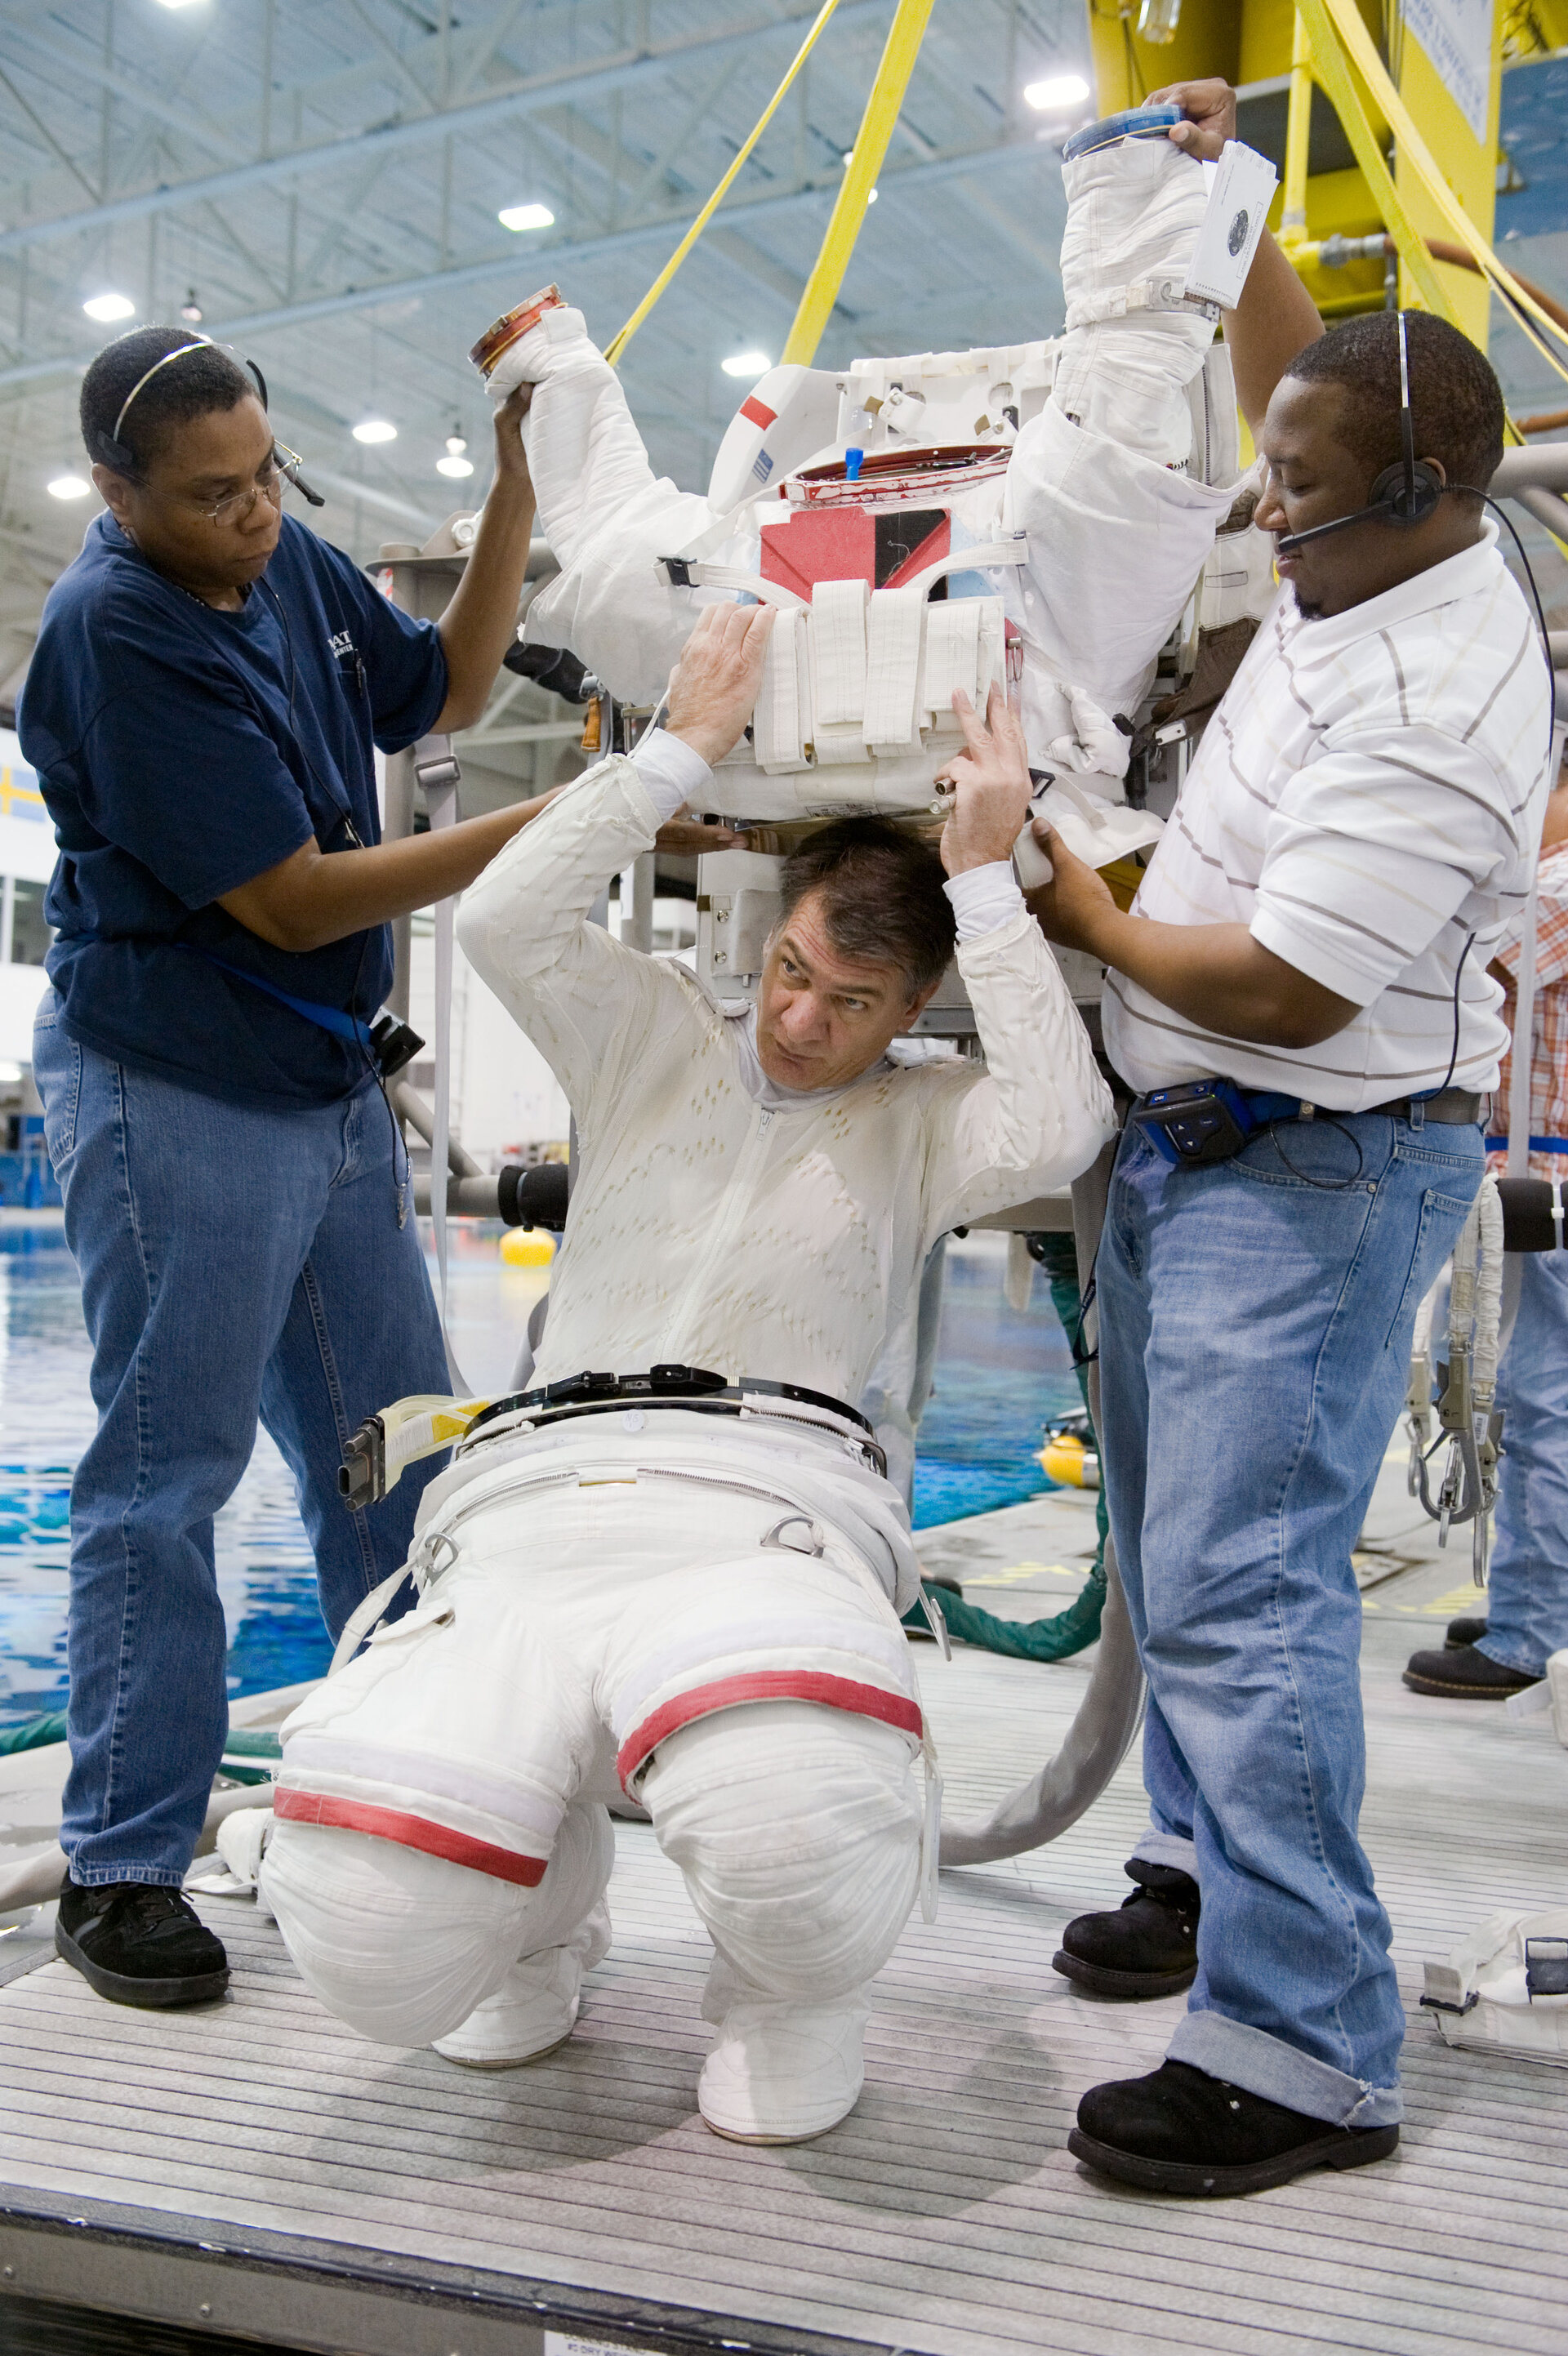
{"left": 455, "top": 750, "right": 689, "bottom": 1120}
{"left": 920, "top": 913, "right": 1116, "bottom": 1242}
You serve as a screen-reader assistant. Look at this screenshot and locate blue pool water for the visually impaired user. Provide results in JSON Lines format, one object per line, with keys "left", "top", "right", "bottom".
{"left": 0, "top": 1226, "right": 1080, "bottom": 1730}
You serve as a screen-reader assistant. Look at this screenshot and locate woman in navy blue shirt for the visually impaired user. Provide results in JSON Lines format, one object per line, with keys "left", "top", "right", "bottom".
{"left": 21, "top": 327, "right": 555, "bottom": 2008}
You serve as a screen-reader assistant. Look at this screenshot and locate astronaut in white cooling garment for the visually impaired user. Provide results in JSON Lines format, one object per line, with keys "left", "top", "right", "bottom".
{"left": 261, "top": 606, "right": 1115, "bottom": 2144}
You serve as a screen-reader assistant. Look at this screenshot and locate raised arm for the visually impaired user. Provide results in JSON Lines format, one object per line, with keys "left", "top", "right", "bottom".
{"left": 1153, "top": 78, "right": 1325, "bottom": 440}
{"left": 455, "top": 749, "right": 684, "bottom": 1112}
{"left": 924, "top": 690, "right": 1117, "bottom": 1237}
{"left": 455, "top": 601, "right": 773, "bottom": 1111}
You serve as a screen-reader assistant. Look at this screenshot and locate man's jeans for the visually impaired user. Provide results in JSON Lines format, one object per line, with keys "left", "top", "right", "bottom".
{"left": 1098, "top": 1111, "right": 1484, "bottom": 2127}
{"left": 1479, "top": 1248, "right": 1568, "bottom": 1678}
{"left": 34, "top": 995, "right": 452, "bottom": 1886}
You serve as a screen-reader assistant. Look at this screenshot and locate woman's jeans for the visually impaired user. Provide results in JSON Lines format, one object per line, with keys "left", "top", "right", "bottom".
{"left": 33, "top": 995, "right": 452, "bottom": 1886}
{"left": 1479, "top": 1247, "right": 1568, "bottom": 1677}
{"left": 1098, "top": 1109, "right": 1484, "bottom": 2127}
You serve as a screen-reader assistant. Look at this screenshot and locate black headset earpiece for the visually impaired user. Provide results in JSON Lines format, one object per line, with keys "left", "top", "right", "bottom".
{"left": 85, "top": 428, "right": 140, "bottom": 474}
{"left": 1366, "top": 455, "right": 1444, "bottom": 528}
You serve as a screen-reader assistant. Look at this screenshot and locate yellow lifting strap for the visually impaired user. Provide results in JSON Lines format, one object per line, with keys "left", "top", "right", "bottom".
{"left": 1297, "top": 0, "right": 1568, "bottom": 390}
{"left": 782, "top": 0, "right": 937, "bottom": 366}
{"left": 604, "top": 0, "right": 845, "bottom": 369}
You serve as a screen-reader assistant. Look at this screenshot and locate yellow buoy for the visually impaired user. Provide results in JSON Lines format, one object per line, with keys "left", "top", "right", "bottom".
{"left": 1040, "top": 1432, "right": 1099, "bottom": 1490}
{"left": 500, "top": 1229, "right": 555, "bottom": 1267}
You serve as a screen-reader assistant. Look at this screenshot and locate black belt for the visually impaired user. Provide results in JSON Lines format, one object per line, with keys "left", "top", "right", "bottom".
{"left": 464, "top": 1363, "right": 876, "bottom": 1448}
{"left": 1129, "top": 1081, "right": 1486, "bottom": 1170}
{"left": 1130, "top": 1085, "right": 1486, "bottom": 1128}
{"left": 1362, "top": 1088, "right": 1486, "bottom": 1124}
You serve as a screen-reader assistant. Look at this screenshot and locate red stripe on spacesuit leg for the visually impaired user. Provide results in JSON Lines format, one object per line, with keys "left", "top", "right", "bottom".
{"left": 616, "top": 1672, "right": 923, "bottom": 1790}
{"left": 273, "top": 1788, "right": 550, "bottom": 1887}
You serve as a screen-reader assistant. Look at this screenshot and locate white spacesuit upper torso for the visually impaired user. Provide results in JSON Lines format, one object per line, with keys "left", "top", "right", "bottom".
{"left": 496, "top": 136, "right": 1241, "bottom": 831}
{"left": 455, "top": 746, "right": 1117, "bottom": 1416}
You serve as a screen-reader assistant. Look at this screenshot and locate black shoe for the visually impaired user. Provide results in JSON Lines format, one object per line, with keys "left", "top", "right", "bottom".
{"left": 1053, "top": 1859, "right": 1199, "bottom": 1998}
{"left": 56, "top": 1882, "right": 229, "bottom": 2007}
{"left": 1069, "top": 2058, "right": 1399, "bottom": 2197}
{"left": 1402, "top": 1643, "right": 1537, "bottom": 1699}
{"left": 1445, "top": 1614, "right": 1489, "bottom": 1648}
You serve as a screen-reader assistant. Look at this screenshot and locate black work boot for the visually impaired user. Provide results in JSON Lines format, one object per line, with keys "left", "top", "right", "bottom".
{"left": 56, "top": 1882, "right": 229, "bottom": 2007}
{"left": 1445, "top": 1614, "right": 1489, "bottom": 1648}
{"left": 1070, "top": 2058, "right": 1398, "bottom": 2196}
{"left": 1403, "top": 1643, "right": 1536, "bottom": 1698}
{"left": 1053, "top": 1859, "right": 1199, "bottom": 1998}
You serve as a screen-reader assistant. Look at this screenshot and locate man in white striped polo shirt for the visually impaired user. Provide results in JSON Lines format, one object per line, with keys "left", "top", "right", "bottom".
{"left": 1027, "top": 78, "right": 1554, "bottom": 2196}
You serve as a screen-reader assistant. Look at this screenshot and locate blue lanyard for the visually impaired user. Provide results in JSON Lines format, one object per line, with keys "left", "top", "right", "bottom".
{"left": 191, "top": 950, "right": 372, "bottom": 1048}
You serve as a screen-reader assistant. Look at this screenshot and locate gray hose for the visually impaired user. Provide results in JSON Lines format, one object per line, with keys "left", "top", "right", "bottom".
{"left": 0, "top": 1779, "right": 275, "bottom": 1918}
{"left": 939, "top": 1136, "right": 1146, "bottom": 1865}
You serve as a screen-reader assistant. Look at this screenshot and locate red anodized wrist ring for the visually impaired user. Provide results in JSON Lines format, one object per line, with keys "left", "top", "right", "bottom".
{"left": 469, "top": 286, "right": 566, "bottom": 381}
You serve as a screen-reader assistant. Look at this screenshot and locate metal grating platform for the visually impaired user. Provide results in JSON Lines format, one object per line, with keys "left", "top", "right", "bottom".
{"left": 1, "top": 1485, "right": 1566, "bottom": 2356}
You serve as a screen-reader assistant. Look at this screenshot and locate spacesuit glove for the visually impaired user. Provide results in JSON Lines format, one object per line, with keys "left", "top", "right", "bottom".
{"left": 1044, "top": 686, "right": 1132, "bottom": 782}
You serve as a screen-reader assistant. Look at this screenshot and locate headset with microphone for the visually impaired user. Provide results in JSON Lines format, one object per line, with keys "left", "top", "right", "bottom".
{"left": 86, "top": 335, "right": 325, "bottom": 507}
{"left": 1274, "top": 308, "right": 1445, "bottom": 555}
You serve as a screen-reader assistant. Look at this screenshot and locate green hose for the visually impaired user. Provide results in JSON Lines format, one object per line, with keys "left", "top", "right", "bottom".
{"left": 0, "top": 1709, "right": 68, "bottom": 1755}
{"left": 902, "top": 1232, "right": 1109, "bottom": 1664}
{"left": 904, "top": 1566, "right": 1107, "bottom": 1660}
{"left": 0, "top": 1712, "right": 283, "bottom": 1779}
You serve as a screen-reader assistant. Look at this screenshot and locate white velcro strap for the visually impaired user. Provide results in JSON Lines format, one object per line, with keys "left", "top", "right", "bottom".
{"left": 862, "top": 585, "right": 926, "bottom": 753}
{"left": 905, "top": 536, "right": 1029, "bottom": 595}
{"left": 808, "top": 579, "right": 871, "bottom": 764}
{"left": 667, "top": 562, "right": 808, "bottom": 610}
{"left": 1063, "top": 274, "right": 1196, "bottom": 331}
{"left": 923, "top": 600, "right": 981, "bottom": 720}
{"left": 754, "top": 607, "right": 809, "bottom": 771}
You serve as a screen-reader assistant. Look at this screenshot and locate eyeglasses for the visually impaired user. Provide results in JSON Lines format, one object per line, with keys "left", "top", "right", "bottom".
{"left": 196, "top": 465, "right": 284, "bottom": 528}
{"left": 148, "top": 442, "right": 308, "bottom": 527}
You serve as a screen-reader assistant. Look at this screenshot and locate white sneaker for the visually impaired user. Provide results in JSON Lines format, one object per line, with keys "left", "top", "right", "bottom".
{"left": 434, "top": 1900, "right": 611, "bottom": 2069}
{"left": 697, "top": 1992, "right": 870, "bottom": 2144}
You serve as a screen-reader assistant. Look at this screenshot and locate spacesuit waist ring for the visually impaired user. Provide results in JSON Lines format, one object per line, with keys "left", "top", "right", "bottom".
{"left": 463, "top": 1366, "right": 879, "bottom": 1460}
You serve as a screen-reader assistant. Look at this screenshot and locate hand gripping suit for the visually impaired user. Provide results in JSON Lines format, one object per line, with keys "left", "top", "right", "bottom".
{"left": 261, "top": 755, "right": 1116, "bottom": 2138}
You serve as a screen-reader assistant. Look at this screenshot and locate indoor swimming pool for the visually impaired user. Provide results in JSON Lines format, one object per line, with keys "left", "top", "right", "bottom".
{"left": 0, "top": 1225, "right": 1083, "bottom": 1730}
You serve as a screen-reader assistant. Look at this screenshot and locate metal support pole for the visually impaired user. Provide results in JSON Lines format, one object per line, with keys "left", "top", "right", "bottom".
{"left": 383, "top": 747, "right": 416, "bottom": 1019}
{"left": 1281, "top": 10, "right": 1312, "bottom": 243}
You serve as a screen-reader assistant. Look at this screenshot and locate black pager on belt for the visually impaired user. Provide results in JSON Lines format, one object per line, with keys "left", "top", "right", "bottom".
{"left": 1131, "top": 1080, "right": 1262, "bottom": 1168}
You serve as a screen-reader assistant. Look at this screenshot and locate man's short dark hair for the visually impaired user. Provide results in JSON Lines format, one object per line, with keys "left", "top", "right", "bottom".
{"left": 778, "top": 817, "right": 955, "bottom": 999}
{"left": 80, "top": 327, "right": 257, "bottom": 477}
{"left": 1284, "top": 310, "right": 1505, "bottom": 494}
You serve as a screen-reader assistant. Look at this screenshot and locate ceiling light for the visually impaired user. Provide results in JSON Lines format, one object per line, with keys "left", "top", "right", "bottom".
{"left": 180, "top": 288, "right": 203, "bottom": 323}
{"left": 866, "top": 186, "right": 878, "bottom": 203}
{"left": 436, "top": 453, "right": 475, "bottom": 478}
{"left": 498, "top": 203, "right": 555, "bottom": 233}
{"left": 1023, "top": 73, "right": 1091, "bottom": 111}
{"left": 47, "top": 474, "right": 91, "bottom": 500}
{"left": 722, "top": 351, "right": 771, "bottom": 377}
{"left": 445, "top": 431, "right": 467, "bottom": 455}
{"left": 352, "top": 418, "right": 397, "bottom": 444}
{"left": 82, "top": 293, "right": 135, "bottom": 323}
{"left": 153, "top": 0, "right": 206, "bottom": 10}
